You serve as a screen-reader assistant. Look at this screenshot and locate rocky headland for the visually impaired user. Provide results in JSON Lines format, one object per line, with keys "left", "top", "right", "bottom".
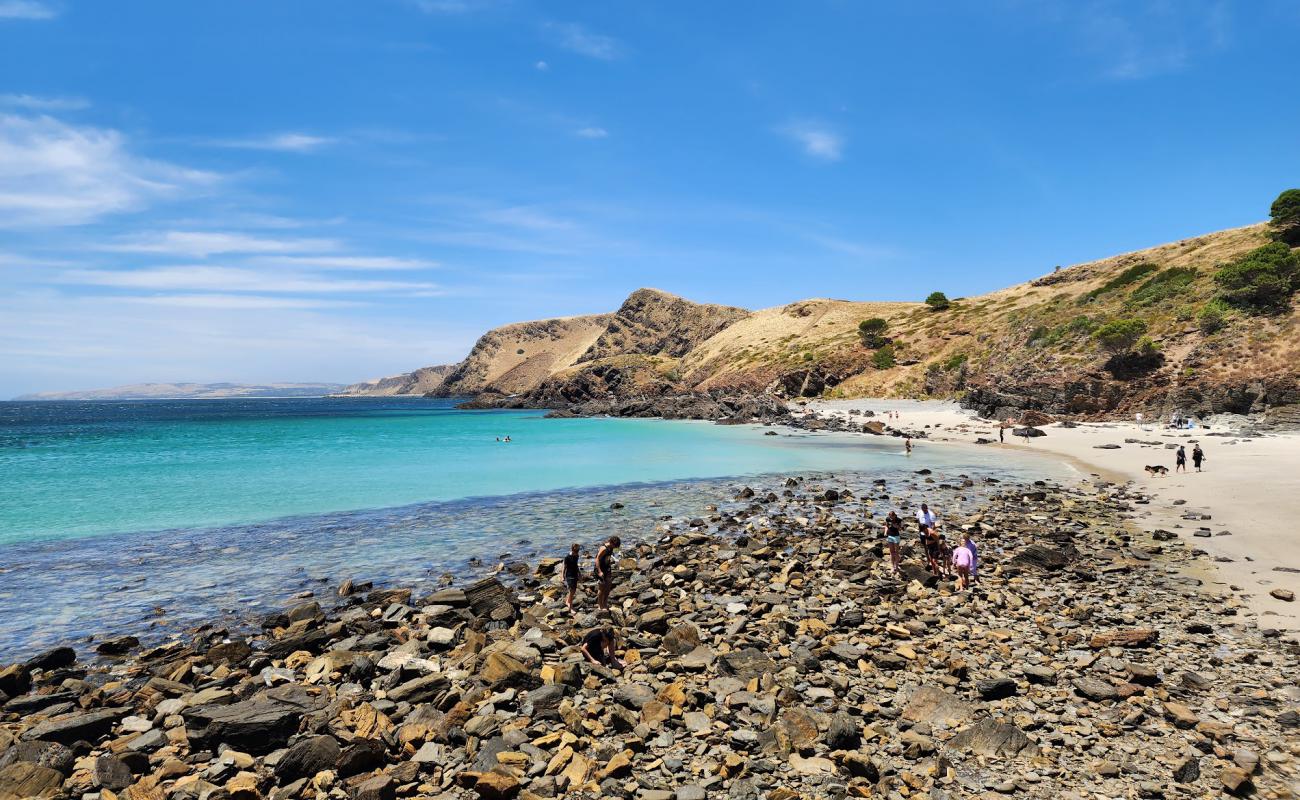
{"left": 3, "top": 472, "right": 1298, "bottom": 800}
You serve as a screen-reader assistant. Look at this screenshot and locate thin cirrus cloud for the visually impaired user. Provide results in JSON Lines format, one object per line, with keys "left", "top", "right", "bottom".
{"left": 0, "top": 1, "right": 57, "bottom": 20}
{"left": 778, "top": 120, "right": 844, "bottom": 162}
{"left": 99, "top": 231, "right": 342, "bottom": 258}
{"left": 59, "top": 265, "right": 442, "bottom": 295}
{"left": 0, "top": 113, "right": 219, "bottom": 227}
{"left": 209, "top": 132, "right": 337, "bottom": 153}
{"left": 0, "top": 93, "right": 89, "bottom": 111}
{"left": 252, "top": 255, "right": 439, "bottom": 271}
{"left": 544, "top": 22, "right": 623, "bottom": 60}
{"left": 120, "top": 294, "right": 365, "bottom": 310}
{"left": 575, "top": 126, "right": 608, "bottom": 139}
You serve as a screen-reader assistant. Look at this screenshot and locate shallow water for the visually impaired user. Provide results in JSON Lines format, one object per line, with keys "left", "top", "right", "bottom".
{"left": 0, "top": 397, "right": 1068, "bottom": 656}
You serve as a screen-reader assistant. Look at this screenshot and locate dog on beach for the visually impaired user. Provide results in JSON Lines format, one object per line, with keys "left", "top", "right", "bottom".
{"left": 1144, "top": 465, "right": 1169, "bottom": 476}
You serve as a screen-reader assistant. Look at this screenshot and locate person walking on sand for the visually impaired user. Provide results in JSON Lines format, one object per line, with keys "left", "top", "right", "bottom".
{"left": 999, "top": 425, "right": 1005, "bottom": 443}
{"left": 562, "top": 543, "right": 581, "bottom": 614}
{"left": 952, "top": 534, "right": 975, "bottom": 590}
{"left": 580, "top": 627, "right": 623, "bottom": 669}
{"left": 1192, "top": 444, "right": 1205, "bottom": 472}
{"left": 595, "top": 535, "right": 620, "bottom": 611}
{"left": 884, "top": 511, "right": 903, "bottom": 576}
{"left": 1175, "top": 445, "right": 1187, "bottom": 473}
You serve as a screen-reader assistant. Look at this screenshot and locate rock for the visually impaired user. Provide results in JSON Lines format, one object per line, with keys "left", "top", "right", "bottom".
{"left": 1089, "top": 629, "right": 1158, "bottom": 648}
{"left": 94, "top": 635, "right": 139, "bottom": 656}
{"left": 0, "top": 742, "right": 74, "bottom": 776}
{"left": 1173, "top": 755, "right": 1200, "bottom": 783}
{"left": 1010, "top": 545, "right": 1071, "bottom": 570}
{"left": 474, "top": 771, "right": 521, "bottom": 799}
{"left": 386, "top": 673, "right": 448, "bottom": 703}
{"left": 1270, "top": 588, "right": 1295, "bottom": 602}
{"left": 1163, "top": 702, "right": 1198, "bottom": 729}
{"left": 0, "top": 666, "right": 30, "bottom": 698}
{"left": 949, "top": 718, "right": 1036, "bottom": 758}
{"left": 275, "top": 735, "right": 341, "bottom": 782}
{"left": 719, "top": 648, "right": 776, "bottom": 679}
{"left": 975, "top": 677, "right": 1018, "bottom": 700}
{"left": 1073, "top": 677, "right": 1118, "bottom": 702}
{"left": 0, "top": 762, "right": 64, "bottom": 799}
{"left": 479, "top": 652, "right": 538, "bottom": 689}
{"left": 185, "top": 686, "right": 326, "bottom": 754}
{"left": 22, "top": 648, "right": 75, "bottom": 672}
{"left": 21, "top": 708, "right": 126, "bottom": 745}
{"left": 352, "top": 773, "right": 396, "bottom": 800}
{"left": 614, "top": 683, "right": 655, "bottom": 710}
{"left": 902, "top": 685, "right": 973, "bottom": 726}
{"left": 338, "top": 738, "right": 386, "bottom": 777}
{"left": 93, "top": 754, "right": 133, "bottom": 791}
{"left": 661, "top": 623, "right": 701, "bottom": 655}
{"left": 824, "top": 713, "right": 860, "bottom": 750}
{"left": 1219, "top": 766, "right": 1252, "bottom": 795}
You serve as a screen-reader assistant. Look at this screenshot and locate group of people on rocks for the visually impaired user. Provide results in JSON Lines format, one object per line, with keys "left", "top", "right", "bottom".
{"left": 883, "top": 502, "right": 977, "bottom": 589}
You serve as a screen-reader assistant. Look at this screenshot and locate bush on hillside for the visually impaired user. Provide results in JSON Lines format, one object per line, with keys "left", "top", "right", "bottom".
{"left": 1086, "top": 262, "right": 1159, "bottom": 300}
{"left": 1197, "top": 299, "right": 1229, "bottom": 334}
{"left": 924, "top": 292, "right": 950, "bottom": 311}
{"left": 1093, "top": 318, "right": 1148, "bottom": 353}
{"left": 1127, "top": 267, "right": 1197, "bottom": 307}
{"left": 1271, "top": 188, "right": 1300, "bottom": 245}
{"left": 872, "top": 344, "right": 897, "bottom": 369}
{"left": 857, "top": 317, "right": 888, "bottom": 348}
{"left": 1213, "top": 242, "right": 1300, "bottom": 314}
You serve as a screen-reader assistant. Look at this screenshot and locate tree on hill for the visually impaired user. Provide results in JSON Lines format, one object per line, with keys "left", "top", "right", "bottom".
{"left": 857, "top": 317, "right": 888, "bottom": 348}
{"left": 1213, "top": 242, "right": 1300, "bottom": 314}
{"left": 1093, "top": 318, "right": 1148, "bottom": 353}
{"left": 1270, "top": 188, "right": 1300, "bottom": 245}
{"left": 924, "top": 291, "right": 950, "bottom": 311}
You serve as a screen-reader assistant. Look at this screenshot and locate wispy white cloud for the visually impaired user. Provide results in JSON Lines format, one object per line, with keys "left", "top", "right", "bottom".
{"left": 0, "top": 114, "right": 219, "bottom": 227}
{"left": 575, "top": 126, "right": 608, "bottom": 139}
{"left": 253, "top": 255, "right": 438, "bottom": 271}
{"left": 534, "top": 60, "right": 550, "bottom": 72}
{"left": 0, "top": 1, "right": 56, "bottom": 20}
{"left": 778, "top": 121, "right": 844, "bottom": 162}
{"left": 100, "top": 231, "right": 341, "bottom": 258}
{"left": 0, "top": 93, "right": 88, "bottom": 111}
{"left": 120, "top": 294, "right": 365, "bottom": 310}
{"left": 544, "top": 22, "right": 623, "bottom": 60}
{"left": 210, "top": 132, "right": 337, "bottom": 152}
{"left": 479, "top": 205, "right": 576, "bottom": 232}
{"left": 60, "top": 265, "right": 441, "bottom": 295}
{"left": 409, "top": 0, "right": 496, "bottom": 12}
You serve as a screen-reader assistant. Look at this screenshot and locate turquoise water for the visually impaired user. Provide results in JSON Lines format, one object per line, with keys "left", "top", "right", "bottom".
{"left": 0, "top": 397, "right": 1067, "bottom": 656}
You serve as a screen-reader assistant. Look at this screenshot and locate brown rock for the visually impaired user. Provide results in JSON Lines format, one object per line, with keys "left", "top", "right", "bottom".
{"left": 1089, "top": 629, "right": 1158, "bottom": 649}
{"left": 0, "top": 762, "right": 64, "bottom": 800}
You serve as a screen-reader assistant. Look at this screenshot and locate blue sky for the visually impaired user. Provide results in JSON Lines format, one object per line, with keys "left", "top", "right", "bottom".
{"left": 1, "top": 1, "right": 1298, "bottom": 396}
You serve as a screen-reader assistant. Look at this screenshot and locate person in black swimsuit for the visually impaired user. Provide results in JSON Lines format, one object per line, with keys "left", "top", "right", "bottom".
{"left": 1175, "top": 445, "right": 1187, "bottom": 473}
{"left": 562, "top": 543, "right": 581, "bottom": 614}
{"left": 884, "top": 511, "right": 903, "bottom": 576}
{"left": 1192, "top": 444, "right": 1205, "bottom": 472}
{"left": 580, "top": 627, "right": 622, "bottom": 668}
{"left": 595, "top": 536, "right": 620, "bottom": 611}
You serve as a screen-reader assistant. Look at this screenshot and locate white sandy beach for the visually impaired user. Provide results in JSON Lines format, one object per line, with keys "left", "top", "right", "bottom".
{"left": 801, "top": 398, "right": 1300, "bottom": 637}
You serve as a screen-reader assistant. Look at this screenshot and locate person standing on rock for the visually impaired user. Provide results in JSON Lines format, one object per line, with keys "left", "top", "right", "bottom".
{"left": 563, "top": 543, "right": 581, "bottom": 614}
{"left": 595, "top": 536, "right": 620, "bottom": 611}
{"left": 580, "top": 627, "right": 622, "bottom": 669}
{"left": 884, "top": 511, "right": 903, "bottom": 576}
{"left": 951, "top": 534, "right": 975, "bottom": 590}
{"left": 1192, "top": 444, "right": 1205, "bottom": 472}
{"left": 1175, "top": 445, "right": 1187, "bottom": 473}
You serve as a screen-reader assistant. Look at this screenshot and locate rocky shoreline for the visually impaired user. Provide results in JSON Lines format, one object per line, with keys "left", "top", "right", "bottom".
{"left": 3, "top": 471, "right": 1298, "bottom": 799}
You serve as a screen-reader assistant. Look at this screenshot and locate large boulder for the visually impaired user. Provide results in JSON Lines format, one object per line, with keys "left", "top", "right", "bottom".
{"left": 21, "top": 708, "right": 127, "bottom": 746}
{"left": 185, "top": 685, "right": 326, "bottom": 754}
{"left": 0, "top": 761, "right": 64, "bottom": 799}
{"left": 901, "top": 686, "right": 973, "bottom": 727}
{"left": 949, "top": 718, "right": 1037, "bottom": 758}
{"left": 274, "top": 735, "right": 341, "bottom": 782}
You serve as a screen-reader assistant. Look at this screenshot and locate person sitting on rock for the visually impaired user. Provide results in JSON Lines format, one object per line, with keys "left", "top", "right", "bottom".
{"left": 595, "top": 536, "right": 620, "bottom": 611}
{"left": 580, "top": 627, "right": 622, "bottom": 669}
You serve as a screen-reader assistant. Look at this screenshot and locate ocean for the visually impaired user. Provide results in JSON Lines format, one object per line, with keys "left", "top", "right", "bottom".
{"left": 0, "top": 397, "right": 1065, "bottom": 656}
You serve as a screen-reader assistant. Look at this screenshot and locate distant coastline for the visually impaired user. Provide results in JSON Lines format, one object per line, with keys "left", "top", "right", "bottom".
{"left": 13, "top": 381, "right": 347, "bottom": 401}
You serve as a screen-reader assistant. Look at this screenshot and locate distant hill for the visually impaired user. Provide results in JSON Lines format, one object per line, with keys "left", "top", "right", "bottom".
{"left": 357, "top": 220, "right": 1300, "bottom": 422}
{"left": 15, "top": 382, "right": 347, "bottom": 401}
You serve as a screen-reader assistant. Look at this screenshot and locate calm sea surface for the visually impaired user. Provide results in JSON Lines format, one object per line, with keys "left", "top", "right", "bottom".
{"left": 0, "top": 397, "right": 1066, "bottom": 656}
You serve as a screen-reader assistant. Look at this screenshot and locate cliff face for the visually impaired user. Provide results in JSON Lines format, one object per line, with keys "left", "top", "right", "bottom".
{"left": 354, "top": 223, "right": 1300, "bottom": 421}
{"left": 336, "top": 365, "right": 455, "bottom": 397}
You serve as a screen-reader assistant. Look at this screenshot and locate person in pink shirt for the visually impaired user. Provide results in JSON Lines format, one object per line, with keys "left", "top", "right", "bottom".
{"left": 951, "top": 534, "right": 975, "bottom": 590}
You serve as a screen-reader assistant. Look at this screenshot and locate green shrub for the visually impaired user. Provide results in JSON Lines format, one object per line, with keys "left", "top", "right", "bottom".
{"left": 872, "top": 344, "right": 897, "bottom": 369}
{"left": 942, "top": 352, "right": 968, "bottom": 371}
{"left": 924, "top": 292, "right": 950, "bottom": 311}
{"left": 1213, "top": 242, "right": 1300, "bottom": 314}
{"left": 1271, "top": 189, "right": 1300, "bottom": 244}
{"left": 1087, "top": 262, "right": 1159, "bottom": 299}
{"left": 857, "top": 317, "right": 888, "bottom": 348}
{"left": 1135, "top": 336, "right": 1160, "bottom": 357}
{"left": 1197, "top": 299, "right": 1229, "bottom": 333}
{"left": 1127, "top": 267, "right": 1197, "bottom": 307}
{"left": 1093, "top": 318, "right": 1148, "bottom": 353}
